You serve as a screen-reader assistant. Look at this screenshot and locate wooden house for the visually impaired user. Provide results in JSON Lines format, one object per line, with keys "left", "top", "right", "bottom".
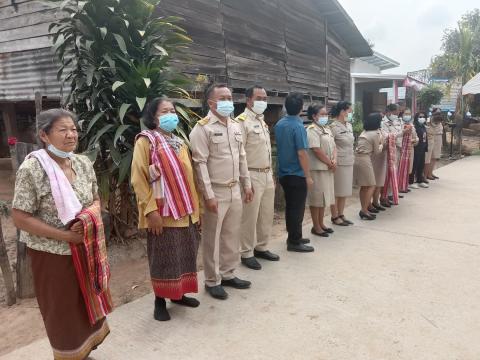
{"left": 0, "top": 0, "right": 372, "bottom": 157}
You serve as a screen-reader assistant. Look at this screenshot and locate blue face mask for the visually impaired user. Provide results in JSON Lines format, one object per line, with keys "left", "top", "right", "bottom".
{"left": 347, "top": 112, "right": 353, "bottom": 122}
{"left": 317, "top": 116, "right": 329, "bottom": 126}
{"left": 47, "top": 144, "right": 74, "bottom": 158}
{"left": 403, "top": 115, "right": 412, "bottom": 123}
{"left": 158, "top": 113, "right": 179, "bottom": 133}
{"left": 216, "top": 101, "right": 235, "bottom": 117}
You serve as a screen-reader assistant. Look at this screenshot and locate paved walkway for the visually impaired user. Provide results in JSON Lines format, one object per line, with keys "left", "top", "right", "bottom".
{"left": 3, "top": 156, "right": 480, "bottom": 360}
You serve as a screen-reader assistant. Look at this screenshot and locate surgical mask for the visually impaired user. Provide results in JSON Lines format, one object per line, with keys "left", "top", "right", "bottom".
{"left": 317, "top": 116, "right": 329, "bottom": 126}
{"left": 403, "top": 115, "right": 412, "bottom": 123}
{"left": 158, "top": 113, "right": 179, "bottom": 133}
{"left": 389, "top": 115, "right": 399, "bottom": 121}
{"left": 47, "top": 144, "right": 73, "bottom": 158}
{"left": 347, "top": 113, "right": 353, "bottom": 122}
{"left": 418, "top": 118, "right": 426, "bottom": 124}
{"left": 216, "top": 101, "right": 234, "bottom": 117}
{"left": 252, "top": 101, "right": 268, "bottom": 115}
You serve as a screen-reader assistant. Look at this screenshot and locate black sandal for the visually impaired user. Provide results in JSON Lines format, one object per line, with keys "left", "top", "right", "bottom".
{"left": 321, "top": 226, "right": 334, "bottom": 234}
{"left": 359, "top": 211, "right": 376, "bottom": 220}
{"left": 331, "top": 216, "right": 349, "bottom": 226}
{"left": 372, "top": 203, "right": 386, "bottom": 211}
{"left": 311, "top": 227, "right": 329, "bottom": 237}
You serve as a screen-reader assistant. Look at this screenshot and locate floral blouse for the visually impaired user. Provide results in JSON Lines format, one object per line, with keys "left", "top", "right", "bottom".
{"left": 12, "top": 154, "right": 98, "bottom": 255}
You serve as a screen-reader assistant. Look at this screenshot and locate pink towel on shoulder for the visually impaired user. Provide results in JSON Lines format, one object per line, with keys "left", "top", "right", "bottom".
{"left": 27, "top": 149, "right": 82, "bottom": 225}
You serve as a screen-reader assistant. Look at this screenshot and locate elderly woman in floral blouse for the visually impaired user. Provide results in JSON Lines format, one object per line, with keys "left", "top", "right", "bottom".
{"left": 12, "top": 109, "right": 109, "bottom": 360}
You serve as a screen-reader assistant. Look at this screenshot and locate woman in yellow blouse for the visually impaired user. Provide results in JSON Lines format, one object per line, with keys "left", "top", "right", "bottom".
{"left": 131, "top": 98, "right": 201, "bottom": 322}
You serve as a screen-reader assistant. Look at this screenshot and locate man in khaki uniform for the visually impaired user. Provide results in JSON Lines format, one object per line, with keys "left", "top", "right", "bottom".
{"left": 236, "top": 85, "right": 279, "bottom": 271}
{"left": 189, "top": 83, "right": 253, "bottom": 300}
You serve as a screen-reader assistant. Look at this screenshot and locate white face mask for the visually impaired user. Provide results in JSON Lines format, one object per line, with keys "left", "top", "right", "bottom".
{"left": 403, "top": 115, "right": 412, "bottom": 123}
{"left": 252, "top": 101, "right": 268, "bottom": 115}
{"left": 418, "top": 118, "right": 426, "bottom": 124}
{"left": 389, "top": 115, "right": 399, "bottom": 121}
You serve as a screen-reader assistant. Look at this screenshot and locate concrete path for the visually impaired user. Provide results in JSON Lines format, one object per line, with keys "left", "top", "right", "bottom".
{"left": 3, "top": 156, "right": 480, "bottom": 360}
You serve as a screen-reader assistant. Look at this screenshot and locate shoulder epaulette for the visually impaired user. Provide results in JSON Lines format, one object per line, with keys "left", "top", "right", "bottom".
{"left": 198, "top": 117, "right": 209, "bottom": 126}
{"left": 307, "top": 124, "right": 315, "bottom": 129}
{"left": 236, "top": 113, "right": 247, "bottom": 122}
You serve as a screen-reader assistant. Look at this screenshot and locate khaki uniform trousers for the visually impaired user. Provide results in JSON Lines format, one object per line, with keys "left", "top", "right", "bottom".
{"left": 202, "top": 184, "right": 243, "bottom": 287}
{"left": 240, "top": 170, "right": 275, "bottom": 258}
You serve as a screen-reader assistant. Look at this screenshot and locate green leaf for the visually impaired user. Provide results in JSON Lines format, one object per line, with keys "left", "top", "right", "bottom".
{"left": 114, "top": 125, "right": 131, "bottom": 146}
{"left": 140, "top": 118, "right": 149, "bottom": 131}
{"left": 153, "top": 44, "right": 168, "bottom": 56}
{"left": 86, "top": 112, "right": 104, "bottom": 134}
{"left": 138, "top": 30, "right": 145, "bottom": 37}
{"left": 78, "top": 1, "right": 86, "bottom": 10}
{"left": 118, "top": 151, "right": 133, "bottom": 184}
{"left": 108, "top": 6, "right": 114, "bottom": 12}
{"left": 109, "top": 145, "right": 122, "bottom": 165}
{"left": 143, "top": 78, "right": 151, "bottom": 88}
{"left": 136, "top": 97, "right": 147, "bottom": 111}
{"left": 100, "top": 27, "right": 107, "bottom": 39}
{"left": 113, "top": 33, "right": 127, "bottom": 53}
{"left": 119, "top": 103, "right": 131, "bottom": 123}
{"left": 112, "top": 81, "right": 125, "bottom": 92}
{"left": 89, "top": 124, "right": 114, "bottom": 148}
{"left": 124, "top": 19, "right": 129, "bottom": 28}
{"left": 82, "top": 148, "right": 99, "bottom": 162}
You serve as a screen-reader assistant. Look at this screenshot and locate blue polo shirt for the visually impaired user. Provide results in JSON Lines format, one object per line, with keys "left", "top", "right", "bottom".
{"left": 274, "top": 115, "right": 308, "bottom": 178}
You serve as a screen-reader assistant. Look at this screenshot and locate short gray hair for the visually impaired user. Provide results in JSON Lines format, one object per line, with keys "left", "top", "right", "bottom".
{"left": 37, "top": 109, "right": 77, "bottom": 144}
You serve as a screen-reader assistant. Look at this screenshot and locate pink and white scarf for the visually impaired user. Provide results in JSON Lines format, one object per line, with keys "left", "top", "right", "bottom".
{"left": 27, "top": 149, "right": 82, "bottom": 225}
{"left": 397, "top": 130, "right": 412, "bottom": 192}
{"left": 382, "top": 134, "right": 399, "bottom": 205}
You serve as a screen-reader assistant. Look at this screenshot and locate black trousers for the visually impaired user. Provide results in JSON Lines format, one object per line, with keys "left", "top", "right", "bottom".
{"left": 279, "top": 175, "right": 307, "bottom": 245}
{"left": 409, "top": 147, "right": 426, "bottom": 184}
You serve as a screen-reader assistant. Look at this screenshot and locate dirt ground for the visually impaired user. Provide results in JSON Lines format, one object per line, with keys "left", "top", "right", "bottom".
{"left": 0, "top": 134, "right": 478, "bottom": 356}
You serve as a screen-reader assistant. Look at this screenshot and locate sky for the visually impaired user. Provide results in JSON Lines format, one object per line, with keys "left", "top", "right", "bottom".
{"left": 339, "top": 0, "right": 477, "bottom": 74}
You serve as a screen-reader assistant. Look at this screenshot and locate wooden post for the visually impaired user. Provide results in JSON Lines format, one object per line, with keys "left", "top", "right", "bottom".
{"left": 0, "top": 215, "right": 16, "bottom": 306}
{"left": 15, "top": 142, "right": 38, "bottom": 299}
{"left": 35, "top": 92, "right": 43, "bottom": 146}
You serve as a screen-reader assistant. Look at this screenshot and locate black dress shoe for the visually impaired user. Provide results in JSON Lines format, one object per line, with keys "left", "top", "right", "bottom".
{"left": 359, "top": 211, "right": 376, "bottom": 220}
{"left": 321, "top": 226, "right": 334, "bottom": 233}
{"left": 254, "top": 250, "right": 280, "bottom": 261}
{"left": 311, "top": 227, "right": 329, "bottom": 237}
{"left": 300, "top": 238, "right": 311, "bottom": 244}
{"left": 287, "top": 243, "right": 314, "bottom": 252}
{"left": 241, "top": 257, "right": 262, "bottom": 270}
{"left": 372, "top": 203, "right": 386, "bottom": 211}
{"left": 205, "top": 285, "right": 228, "bottom": 300}
{"left": 380, "top": 200, "right": 391, "bottom": 208}
{"left": 171, "top": 296, "right": 200, "bottom": 308}
{"left": 367, "top": 207, "right": 379, "bottom": 214}
{"left": 221, "top": 277, "right": 251, "bottom": 289}
{"left": 331, "top": 216, "right": 349, "bottom": 226}
{"left": 339, "top": 215, "right": 354, "bottom": 225}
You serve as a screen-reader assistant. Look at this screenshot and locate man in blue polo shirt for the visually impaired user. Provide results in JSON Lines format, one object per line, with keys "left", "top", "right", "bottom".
{"left": 274, "top": 92, "right": 314, "bottom": 253}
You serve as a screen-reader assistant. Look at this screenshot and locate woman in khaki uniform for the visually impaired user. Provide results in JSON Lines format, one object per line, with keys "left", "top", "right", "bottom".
{"left": 425, "top": 111, "right": 443, "bottom": 180}
{"left": 354, "top": 113, "right": 384, "bottom": 220}
{"left": 306, "top": 105, "right": 336, "bottom": 237}
{"left": 329, "top": 101, "right": 355, "bottom": 226}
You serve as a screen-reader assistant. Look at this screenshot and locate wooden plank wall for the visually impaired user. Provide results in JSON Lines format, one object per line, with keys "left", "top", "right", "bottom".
{"left": 327, "top": 30, "right": 351, "bottom": 101}
{"left": 0, "top": 0, "right": 59, "bottom": 53}
{"left": 161, "top": 0, "right": 338, "bottom": 99}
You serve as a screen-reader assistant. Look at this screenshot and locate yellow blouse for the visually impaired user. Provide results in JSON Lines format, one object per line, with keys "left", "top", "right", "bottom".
{"left": 131, "top": 137, "right": 200, "bottom": 229}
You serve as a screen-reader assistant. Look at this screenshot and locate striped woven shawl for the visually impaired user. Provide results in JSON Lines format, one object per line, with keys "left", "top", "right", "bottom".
{"left": 70, "top": 202, "right": 113, "bottom": 326}
{"left": 382, "top": 134, "right": 399, "bottom": 204}
{"left": 397, "top": 130, "right": 412, "bottom": 192}
{"left": 137, "top": 130, "right": 194, "bottom": 220}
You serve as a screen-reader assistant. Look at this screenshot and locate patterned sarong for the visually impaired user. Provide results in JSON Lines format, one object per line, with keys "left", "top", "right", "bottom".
{"left": 70, "top": 203, "right": 113, "bottom": 326}
{"left": 137, "top": 130, "right": 194, "bottom": 220}
{"left": 382, "top": 134, "right": 399, "bottom": 204}
{"left": 397, "top": 130, "right": 412, "bottom": 192}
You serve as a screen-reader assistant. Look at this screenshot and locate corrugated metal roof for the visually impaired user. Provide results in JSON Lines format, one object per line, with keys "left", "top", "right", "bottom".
{"left": 0, "top": 47, "right": 64, "bottom": 101}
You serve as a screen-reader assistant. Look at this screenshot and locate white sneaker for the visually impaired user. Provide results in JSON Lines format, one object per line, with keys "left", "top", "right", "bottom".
{"left": 419, "top": 183, "right": 429, "bottom": 188}
{"left": 410, "top": 184, "right": 419, "bottom": 189}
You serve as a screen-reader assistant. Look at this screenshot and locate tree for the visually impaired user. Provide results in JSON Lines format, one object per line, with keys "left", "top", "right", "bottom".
{"left": 430, "top": 9, "right": 480, "bottom": 83}
{"left": 0, "top": 201, "right": 15, "bottom": 306}
{"left": 48, "top": 0, "right": 197, "bottom": 242}
{"left": 418, "top": 85, "right": 444, "bottom": 112}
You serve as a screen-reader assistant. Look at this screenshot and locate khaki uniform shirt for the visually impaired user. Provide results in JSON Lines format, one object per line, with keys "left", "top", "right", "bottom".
{"left": 330, "top": 120, "right": 354, "bottom": 166}
{"left": 355, "top": 130, "right": 383, "bottom": 156}
{"left": 382, "top": 116, "right": 403, "bottom": 148}
{"left": 431, "top": 121, "right": 444, "bottom": 135}
{"left": 189, "top": 111, "right": 251, "bottom": 200}
{"left": 235, "top": 108, "right": 272, "bottom": 169}
{"left": 307, "top": 123, "right": 336, "bottom": 171}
